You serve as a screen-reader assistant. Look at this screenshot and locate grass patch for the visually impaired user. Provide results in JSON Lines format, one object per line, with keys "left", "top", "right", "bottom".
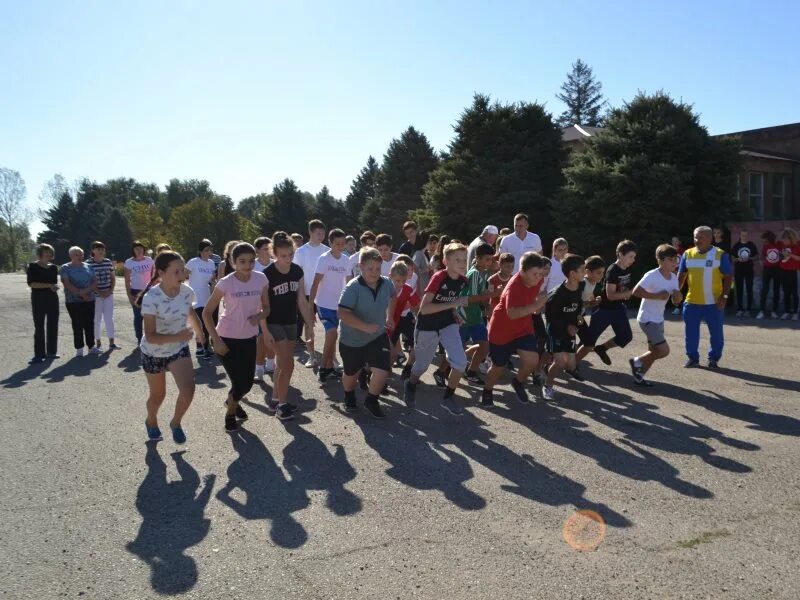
{"left": 677, "top": 529, "right": 730, "bottom": 549}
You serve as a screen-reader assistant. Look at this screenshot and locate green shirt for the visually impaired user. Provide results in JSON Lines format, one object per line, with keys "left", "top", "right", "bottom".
{"left": 458, "top": 268, "right": 489, "bottom": 326}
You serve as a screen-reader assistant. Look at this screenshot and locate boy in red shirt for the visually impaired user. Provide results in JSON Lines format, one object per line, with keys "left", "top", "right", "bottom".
{"left": 487, "top": 253, "right": 515, "bottom": 311}
{"left": 387, "top": 261, "right": 421, "bottom": 378}
{"left": 482, "top": 252, "right": 548, "bottom": 407}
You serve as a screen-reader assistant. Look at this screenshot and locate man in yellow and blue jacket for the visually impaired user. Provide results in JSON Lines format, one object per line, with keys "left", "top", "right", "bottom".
{"left": 678, "top": 226, "right": 733, "bottom": 368}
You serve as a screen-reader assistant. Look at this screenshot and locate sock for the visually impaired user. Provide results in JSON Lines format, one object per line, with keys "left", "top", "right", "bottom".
{"left": 633, "top": 357, "right": 642, "bottom": 367}
{"left": 443, "top": 386, "right": 456, "bottom": 399}
{"left": 366, "top": 392, "right": 379, "bottom": 403}
{"left": 265, "top": 358, "right": 275, "bottom": 369}
{"left": 344, "top": 390, "right": 356, "bottom": 403}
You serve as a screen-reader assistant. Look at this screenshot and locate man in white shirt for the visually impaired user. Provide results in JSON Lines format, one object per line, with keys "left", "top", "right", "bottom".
{"left": 293, "top": 219, "right": 329, "bottom": 366}
{"left": 467, "top": 225, "right": 499, "bottom": 267}
{"left": 499, "top": 213, "right": 543, "bottom": 273}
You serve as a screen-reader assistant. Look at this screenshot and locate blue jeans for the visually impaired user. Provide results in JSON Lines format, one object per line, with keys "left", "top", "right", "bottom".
{"left": 683, "top": 303, "right": 724, "bottom": 362}
{"left": 131, "top": 289, "right": 143, "bottom": 342}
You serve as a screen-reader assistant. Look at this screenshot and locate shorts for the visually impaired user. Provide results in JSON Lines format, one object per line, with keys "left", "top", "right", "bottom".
{"left": 411, "top": 324, "right": 468, "bottom": 376}
{"left": 141, "top": 345, "right": 190, "bottom": 374}
{"left": 317, "top": 306, "right": 339, "bottom": 332}
{"left": 639, "top": 321, "right": 666, "bottom": 346}
{"left": 339, "top": 335, "right": 391, "bottom": 376}
{"left": 267, "top": 322, "right": 297, "bottom": 342}
{"left": 460, "top": 323, "right": 488, "bottom": 344}
{"left": 532, "top": 314, "right": 548, "bottom": 354}
{"left": 489, "top": 334, "right": 538, "bottom": 365}
{"left": 390, "top": 313, "right": 416, "bottom": 346}
{"left": 545, "top": 324, "right": 576, "bottom": 354}
{"left": 580, "top": 305, "right": 633, "bottom": 348}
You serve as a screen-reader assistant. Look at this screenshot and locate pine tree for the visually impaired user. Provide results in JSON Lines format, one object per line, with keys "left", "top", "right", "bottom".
{"left": 313, "top": 186, "right": 350, "bottom": 230}
{"left": 98, "top": 207, "right": 134, "bottom": 261}
{"left": 556, "top": 59, "right": 606, "bottom": 127}
{"left": 38, "top": 190, "right": 76, "bottom": 261}
{"left": 257, "top": 179, "right": 309, "bottom": 235}
{"left": 345, "top": 156, "right": 381, "bottom": 230}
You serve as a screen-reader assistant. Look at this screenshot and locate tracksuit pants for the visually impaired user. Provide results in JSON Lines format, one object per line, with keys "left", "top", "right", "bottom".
{"left": 683, "top": 303, "right": 724, "bottom": 362}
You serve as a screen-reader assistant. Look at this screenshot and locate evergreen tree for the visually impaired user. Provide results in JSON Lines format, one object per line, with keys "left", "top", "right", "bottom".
{"left": 38, "top": 191, "right": 77, "bottom": 261}
{"left": 257, "top": 179, "right": 309, "bottom": 235}
{"left": 126, "top": 202, "right": 166, "bottom": 251}
{"left": 313, "top": 186, "right": 350, "bottom": 230}
{"left": 166, "top": 178, "right": 213, "bottom": 209}
{"left": 69, "top": 180, "right": 107, "bottom": 250}
{"left": 238, "top": 193, "right": 270, "bottom": 221}
{"left": 423, "top": 94, "right": 565, "bottom": 242}
{"left": 558, "top": 91, "right": 742, "bottom": 264}
{"left": 345, "top": 156, "right": 381, "bottom": 230}
{"left": 98, "top": 207, "right": 134, "bottom": 261}
{"left": 556, "top": 59, "right": 606, "bottom": 127}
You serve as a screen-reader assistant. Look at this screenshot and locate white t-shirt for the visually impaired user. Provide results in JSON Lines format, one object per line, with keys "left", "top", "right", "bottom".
{"left": 499, "top": 232, "right": 543, "bottom": 273}
{"left": 256, "top": 257, "right": 272, "bottom": 272}
{"left": 124, "top": 257, "right": 155, "bottom": 290}
{"left": 139, "top": 283, "right": 195, "bottom": 357}
{"left": 380, "top": 253, "right": 400, "bottom": 277}
{"left": 185, "top": 257, "right": 217, "bottom": 308}
{"left": 313, "top": 251, "right": 350, "bottom": 310}
{"left": 348, "top": 251, "right": 362, "bottom": 278}
{"left": 636, "top": 268, "right": 680, "bottom": 324}
{"left": 546, "top": 258, "right": 566, "bottom": 293}
{"left": 293, "top": 242, "right": 329, "bottom": 295}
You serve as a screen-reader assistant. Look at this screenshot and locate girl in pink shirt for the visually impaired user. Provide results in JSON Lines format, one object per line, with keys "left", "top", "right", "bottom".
{"left": 203, "top": 242, "right": 270, "bottom": 432}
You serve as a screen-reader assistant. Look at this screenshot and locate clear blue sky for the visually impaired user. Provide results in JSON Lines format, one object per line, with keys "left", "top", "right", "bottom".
{"left": 2, "top": 0, "right": 798, "bottom": 234}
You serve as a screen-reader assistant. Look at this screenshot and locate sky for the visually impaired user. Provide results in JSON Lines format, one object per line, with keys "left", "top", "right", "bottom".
{"left": 2, "top": 0, "right": 799, "bottom": 235}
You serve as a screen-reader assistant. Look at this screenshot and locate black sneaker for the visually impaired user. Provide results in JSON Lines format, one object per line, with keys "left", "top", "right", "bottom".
{"left": 344, "top": 394, "right": 358, "bottom": 412}
{"left": 224, "top": 414, "right": 238, "bottom": 432}
{"left": 433, "top": 370, "right": 447, "bottom": 388}
{"left": 565, "top": 367, "right": 585, "bottom": 382}
{"left": 364, "top": 398, "right": 385, "bottom": 419}
{"left": 510, "top": 378, "right": 530, "bottom": 404}
{"left": 707, "top": 360, "right": 720, "bottom": 370}
{"left": 394, "top": 355, "right": 406, "bottom": 368}
{"left": 358, "top": 370, "right": 370, "bottom": 391}
{"left": 532, "top": 372, "right": 543, "bottom": 387}
{"left": 628, "top": 358, "right": 644, "bottom": 384}
{"left": 684, "top": 358, "right": 700, "bottom": 368}
{"left": 266, "top": 399, "right": 279, "bottom": 414}
{"left": 480, "top": 389, "right": 494, "bottom": 407}
{"left": 318, "top": 368, "right": 331, "bottom": 383}
{"left": 401, "top": 364, "right": 412, "bottom": 380}
{"left": 634, "top": 378, "right": 654, "bottom": 387}
{"left": 330, "top": 368, "right": 343, "bottom": 379}
{"left": 403, "top": 380, "right": 416, "bottom": 409}
{"left": 594, "top": 346, "right": 612, "bottom": 366}
{"left": 224, "top": 399, "right": 248, "bottom": 421}
{"left": 441, "top": 395, "right": 463, "bottom": 416}
{"left": 276, "top": 403, "right": 295, "bottom": 421}
{"left": 465, "top": 370, "right": 484, "bottom": 385}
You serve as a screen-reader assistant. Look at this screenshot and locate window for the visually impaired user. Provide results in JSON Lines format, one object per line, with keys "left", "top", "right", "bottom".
{"left": 748, "top": 172, "right": 763, "bottom": 219}
{"left": 768, "top": 174, "right": 786, "bottom": 220}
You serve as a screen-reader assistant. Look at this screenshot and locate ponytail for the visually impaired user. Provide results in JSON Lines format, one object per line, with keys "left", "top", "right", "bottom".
{"left": 135, "top": 250, "right": 184, "bottom": 307}
{"left": 135, "top": 274, "right": 159, "bottom": 308}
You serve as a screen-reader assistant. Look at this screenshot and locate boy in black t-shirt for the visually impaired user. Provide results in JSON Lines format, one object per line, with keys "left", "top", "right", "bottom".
{"left": 731, "top": 229, "right": 758, "bottom": 317}
{"left": 543, "top": 254, "right": 585, "bottom": 401}
{"left": 575, "top": 240, "right": 637, "bottom": 369}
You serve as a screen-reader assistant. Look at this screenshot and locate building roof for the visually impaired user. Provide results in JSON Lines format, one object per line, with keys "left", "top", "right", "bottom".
{"left": 740, "top": 148, "right": 800, "bottom": 163}
{"left": 717, "top": 122, "right": 800, "bottom": 137}
{"left": 561, "top": 124, "right": 604, "bottom": 142}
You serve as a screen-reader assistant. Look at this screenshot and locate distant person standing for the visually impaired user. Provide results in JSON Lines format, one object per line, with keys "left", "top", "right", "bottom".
{"left": 397, "top": 221, "right": 418, "bottom": 257}
{"left": 185, "top": 239, "right": 217, "bottom": 357}
{"left": 678, "top": 226, "right": 732, "bottom": 368}
{"left": 293, "top": 220, "right": 329, "bottom": 367}
{"left": 26, "top": 243, "right": 60, "bottom": 363}
{"left": 779, "top": 228, "right": 800, "bottom": 320}
{"left": 756, "top": 230, "right": 782, "bottom": 319}
{"left": 124, "top": 241, "right": 155, "bottom": 346}
{"left": 498, "top": 213, "right": 543, "bottom": 273}
{"left": 467, "top": 225, "right": 499, "bottom": 267}
{"left": 87, "top": 241, "right": 119, "bottom": 350}
{"left": 731, "top": 229, "right": 758, "bottom": 318}
{"left": 61, "top": 246, "right": 98, "bottom": 357}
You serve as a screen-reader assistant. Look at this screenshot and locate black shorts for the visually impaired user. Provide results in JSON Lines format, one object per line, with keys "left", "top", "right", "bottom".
{"left": 532, "top": 314, "right": 548, "bottom": 354}
{"left": 488, "top": 334, "right": 538, "bottom": 366}
{"left": 546, "top": 333, "right": 577, "bottom": 354}
{"left": 390, "top": 313, "right": 416, "bottom": 346}
{"left": 339, "top": 335, "right": 391, "bottom": 376}
{"left": 141, "top": 345, "right": 190, "bottom": 374}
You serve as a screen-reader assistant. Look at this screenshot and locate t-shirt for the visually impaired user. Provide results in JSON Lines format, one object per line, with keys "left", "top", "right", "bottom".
{"left": 215, "top": 271, "right": 268, "bottom": 339}
{"left": 546, "top": 258, "right": 567, "bottom": 293}
{"left": 391, "top": 283, "right": 420, "bottom": 329}
{"left": 139, "top": 283, "right": 195, "bottom": 357}
{"left": 398, "top": 241, "right": 414, "bottom": 258}
{"left": 380, "top": 253, "right": 400, "bottom": 277}
{"left": 416, "top": 270, "right": 467, "bottom": 331}
{"left": 762, "top": 243, "right": 782, "bottom": 268}
{"left": 679, "top": 246, "right": 732, "bottom": 305}
{"left": 545, "top": 282, "right": 584, "bottom": 337}
{"left": 599, "top": 263, "right": 634, "bottom": 310}
{"left": 731, "top": 241, "right": 758, "bottom": 272}
{"left": 185, "top": 257, "right": 217, "bottom": 308}
{"left": 256, "top": 258, "right": 273, "bottom": 271}
{"left": 314, "top": 251, "right": 350, "bottom": 310}
{"left": 348, "top": 251, "right": 362, "bottom": 278}
{"left": 27, "top": 262, "right": 58, "bottom": 294}
{"left": 124, "top": 257, "right": 154, "bottom": 290}
{"left": 264, "top": 262, "right": 304, "bottom": 325}
{"left": 60, "top": 262, "right": 96, "bottom": 303}
{"left": 413, "top": 250, "right": 431, "bottom": 293}
{"left": 457, "top": 268, "right": 490, "bottom": 326}
{"left": 488, "top": 272, "right": 512, "bottom": 310}
{"left": 498, "top": 231, "right": 543, "bottom": 273}
{"left": 488, "top": 273, "right": 543, "bottom": 346}
{"left": 636, "top": 268, "right": 680, "bottom": 324}
{"left": 581, "top": 278, "right": 603, "bottom": 316}
{"left": 86, "top": 258, "right": 114, "bottom": 291}
{"left": 401, "top": 271, "right": 419, "bottom": 316}
{"left": 338, "top": 276, "right": 396, "bottom": 347}
{"left": 467, "top": 235, "right": 491, "bottom": 268}
{"left": 780, "top": 242, "right": 800, "bottom": 271}
{"left": 293, "top": 243, "right": 329, "bottom": 295}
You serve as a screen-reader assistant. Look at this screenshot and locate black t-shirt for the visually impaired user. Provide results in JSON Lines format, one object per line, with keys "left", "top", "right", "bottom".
{"left": 731, "top": 241, "right": 758, "bottom": 272}
{"left": 545, "top": 281, "right": 584, "bottom": 337}
{"left": 264, "top": 263, "right": 304, "bottom": 325}
{"left": 27, "top": 262, "right": 58, "bottom": 293}
{"left": 416, "top": 269, "right": 467, "bottom": 331}
{"left": 599, "top": 263, "right": 633, "bottom": 310}
{"left": 398, "top": 241, "right": 415, "bottom": 257}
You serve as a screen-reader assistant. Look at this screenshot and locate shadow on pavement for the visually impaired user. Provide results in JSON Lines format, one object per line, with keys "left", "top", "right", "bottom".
{"left": 43, "top": 352, "right": 110, "bottom": 383}
{"left": 117, "top": 349, "right": 141, "bottom": 373}
{"left": 126, "top": 444, "right": 214, "bottom": 595}
{"left": 0, "top": 360, "right": 50, "bottom": 388}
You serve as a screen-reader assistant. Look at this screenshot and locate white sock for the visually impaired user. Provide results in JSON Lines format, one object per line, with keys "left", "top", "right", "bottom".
{"left": 265, "top": 358, "right": 275, "bottom": 369}
{"left": 633, "top": 358, "right": 642, "bottom": 367}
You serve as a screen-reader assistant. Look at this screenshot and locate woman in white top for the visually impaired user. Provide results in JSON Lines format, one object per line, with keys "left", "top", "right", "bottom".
{"left": 124, "top": 241, "right": 155, "bottom": 345}
{"left": 185, "top": 239, "right": 217, "bottom": 357}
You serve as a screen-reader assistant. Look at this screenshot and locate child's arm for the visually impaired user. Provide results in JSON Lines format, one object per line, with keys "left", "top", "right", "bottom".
{"left": 297, "top": 280, "right": 315, "bottom": 344}
{"left": 385, "top": 295, "right": 397, "bottom": 332}
{"left": 202, "top": 287, "right": 229, "bottom": 355}
{"left": 605, "top": 281, "right": 631, "bottom": 302}
{"left": 632, "top": 281, "right": 670, "bottom": 300}
{"left": 143, "top": 314, "right": 194, "bottom": 345}
{"left": 337, "top": 307, "right": 381, "bottom": 334}
{"left": 308, "top": 273, "right": 324, "bottom": 316}
{"left": 418, "top": 292, "right": 468, "bottom": 315}
{"left": 187, "top": 308, "right": 205, "bottom": 345}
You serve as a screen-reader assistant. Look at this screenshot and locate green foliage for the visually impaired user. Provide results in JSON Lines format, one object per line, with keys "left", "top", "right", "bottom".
{"left": 69, "top": 180, "right": 108, "bottom": 250}
{"left": 98, "top": 207, "right": 134, "bottom": 260}
{"left": 422, "top": 94, "right": 565, "bottom": 242}
{"left": 558, "top": 91, "right": 742, "bottom": 263}
{"left": 312, "top": 186, "right": 351, "bottom": 231}
{"left": 126, "top": 202, "right": 166, "bottom": 251}
{"left": 0, "top": 220, "right": 33, "bottom": 271}
{"left": 556, "top": 59, "right": 606, "bottom": 127}
{"left": 0, "top": 168, "right": 31, "bottom": 271}
{"left": 238, "top": 193, "right": 270, "bottom": 221}
{"left": 257, "top": 179, "right": 309, "bottom": 236}
{"left": 38, "top": 191, "right": 76, "bottom": 262}
{"left": 345, "top": 156, "right": 381, "bottom": 230}
{"left": 166, "top": 178, "right": 213, "bottom": 209}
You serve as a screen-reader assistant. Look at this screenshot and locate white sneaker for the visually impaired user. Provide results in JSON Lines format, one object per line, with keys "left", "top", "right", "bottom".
{"left": 756, "top": 311, "right": 765, "bottom": 319}
{"left": 254, "top": 366, "right": 264, "bottom": 381}
{"left": 735, "top": 310, "right": 743, "bottom": 318}
{"left": 75, "top": 348, "right": 84, "bottom": 357}
{"left": 304, "top": 354, "right": 319, "bottom": 368}
{"left": 771, "top": 312, "right": 780, "bottom": 319}
{"left": 264, "top": 358, "right": 276, "bottom": 373}
{"left": 781, "top": 313, "right": 791, "bottom": 320}
{"left": 478, "top": 359, "right": 491, "bottom": 375}
{"left": 88, "top": 346, "right": 101, "bottom": 355}
{"left": 333, "top": 357, "right": 342, "bottom": 370}
{"left": 542, "top": 385, "right": 556, "bottom": 401}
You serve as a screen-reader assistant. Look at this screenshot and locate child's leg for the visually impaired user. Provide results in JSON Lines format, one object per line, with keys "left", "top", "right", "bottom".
{"left": 546, "top": 353, "right": 568, "bottom": 386}
{"left": 274, "top": 339, "right": 295, "bottom": 403}
{"left": 322, "top": 327, "right": 338, "bottom": 369}
{"left": 441, "top": 324, "right": 468, "bottom": 386}
{"left": 468, "top": 341, "right": 489, "bottom": 372}
{"left": 597, "top": 306, "right": 633, "bottom": 352}
{"left": 145, "top": 371, "right": 167, "bottom": 427}
{"left": 409, "top": 330, "right": 439, "bottom": 384}
{"left": 168, "top": 356, "right": 195, "bottom": 426}
{"left": 256, "top": 332, "right": 267, "bottom": 366}
{"left": 515, "top": 349, "right": 539, "bottom": 382}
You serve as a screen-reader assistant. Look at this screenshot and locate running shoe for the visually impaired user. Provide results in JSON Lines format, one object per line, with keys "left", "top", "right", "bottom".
{"left": 781, "top": 312, "right": 791, "bottom": 320}
{"left": 594, "top": 346, "right": 612, "bottom": 365}
{"left": 171, "top": 424, "right": 187, "bottom": 444}
{"left": 770, "top": 311, "right": 780, "bottom": 319}
{"left": 565, "top": 367, "right": 585, "bottom": 382}
{"left": 480, "top": 389, "right": 494, "bottom": 407}
{"left": 394, "top": 355, "right": 407, "bottom": 368}
{"left": 224, "top": 399, "right": 249, "bottom": 421}
{"left": 254, "top": 366, "right": 265, "bottom": 382}
{"left": 510, "top": 378, "right": 530, "bottom": 404}
{"left": 276, "top": 403, "right": 295, "bottom": 421}
{"left": 266, "top": 399, "right": 279, "bottom": 414}
{"left": 109, "top": 343, "right": 122, "bottom": 350}
{"left": 793, "top": 314, "right": 799, "bottom": 321}
{"left": 364, "top": 397, "right": 385, "bottom": 419}
{"left": 755, "top": 311, "right": 765, "bottom": 320}
{"left": 707, "top": 360, "right": 720, "bottom": 369}
{"left": 75, "top": 348, "right": 84, "bottom": 358}
{"left": 264, "top": 358, "right": 276, "bottom": 373}
{"left": 628, "top": 358, "right": 644, "bottom": 383}
{"left": 344, "top": 394, "right": 358, "bottom": 413}
{"left": 735, "top": 310, "right": 743, "bottom": 318}
{"left": 634, "top": 378, "right": 654, "bottom": 387}
{"left": 88, "top": 346, "right": 101, "bottom": 355}
{"left": 318, "top": 368, "right": 332, "bottom": 383}
{"left": 29, "top": 356, "right": 46, "bottom": 364}
{"left": 403, "top": 380, "right": 416, "bottom": 409}
{"left": 45, "top": 354, "right": 60, "bottom": 359}
{"left": 304, "top": 354, "right": 319, "bottom": 368}
{"left": 531, "top": 372, "right": 543, "bottom": 387}
{"left": 672, "top": 307, "right": 681, "bottom": 316}
{"left": 400, "top": 364, "right": 412, "bottom": 380}
{"left": 684, "top": 358, "right": 700, "bottom": 368}
{"left": 542, "top": 385, "right": 556, "bottom": 401}
{"left": 465, "top": 370, "right": 484, "bottom": 385}
{"left": 433, "top": 370, "right": 448, "bottom": 388}
{"left": 478, "top": 359, "right": 491, "bottom": 375}
{"left": 145, "top": 421, "right": 162, "bottom": 441}
{"left": 441, "top": 395, "right": 463, "bottom": 416}
{"left": 224, "top": 414, "right": 239, "bottom": 432}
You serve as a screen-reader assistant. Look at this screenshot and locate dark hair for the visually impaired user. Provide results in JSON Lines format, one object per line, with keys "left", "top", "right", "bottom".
{"left": 345, "top": 235, "right": 356, "bottom": 243}
{"left": 231, "top": 242, "right": 256, "bottom": 261}
{"left": 290, "top": 233, "right": 304, "bottom": 243}
{"left": 414, "top": 230, "right": 431, "bottom": 252}
{"left": 375, "top": 233, "right": 393, "bottom": 248}
{"left": 135, "top": 251, "right": 184, "bottom": 307}
{"left": 520, "top": 252, "right": 545, "bottom": 272}
{"left": 514, "top": 213, "right": 529, "bottom": 224}
{"left": 198, "top": 239, "right": 213, "bottom": 254}
{"left": 434, "top": 235, "right": 451, "bottom": 261}
{"left": 498, "top": 252, "right": 514, "bottom": 265}
{"left": 132, "top": 240, "right": 146, "bottom": 253}
{"left": 475, "top": 243, "right": 495, "bottom": 259}
{"left": 585, "top": 255, "right": 606, "bottom": 271}
{"left": 360, "top": 230, "right": 376, "bottom": 244}
{"left": 91, "top": 241, "right": 105, "bottom": 251}
{"left": 561, "top": 253, "right": 585, "bottom": 277}
{"left": 36, "top": 243, "right": 55, "bottom": 258}
{"left": 359, "top": 248, "right": 382, "bottom": 265}
{"left": 272, "top": 231, "right": 294, "bottom": 250}
{"left": 395, "top": 254, "right": 413, "bottom": 266}
{"left": 761, "top": 230, "right": 776, "bottom": 243}
{"left": 428, "top": 234, "right": 439, "bottom": 244}
{"left": 616, "top": 240, "right": 637, "bottom": 256}
{"left": 499, "top": 227, "right": 512, "bottom": 236}
{"left": 254, "top": 236, "right": 271, "bottom": 249}
{"left": 403, "top": 220, "right": 418, "bottom": 232}
{"left": 329, "top": 228, "right": 346, "bottom": 243}
{"left": 655, "top": 244, "right": 679, "bottom": 261}
{"left": 308, "top": 219, "right": 325, "bottom": 233}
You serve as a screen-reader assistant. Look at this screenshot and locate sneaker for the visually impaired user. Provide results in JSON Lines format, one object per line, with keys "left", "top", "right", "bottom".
{"left": 45, "top": 354, "right": 60, "bottom": 359}
{"left": 400, "top": 364, "right": 412, "bottom": 380}
{"left": 276, "top": 403, "right": 295, "bottom": 421}
{"left": 88, "top": 346, "right": 101, "bottom": 355}
{"left": 735, "top": 310, "right": 743, "bottom": 318}
{"left": 266, "top": 399, "right": 279, "bottom": 414}
{"left": 542, "top": 385, "right": 556, "bottom": 401}
{"left": 254, "top": 366, "right": 265, "bottom": 381}
{"left": 264, "top": 358, "right": 276, "bottom": 373}
{"left": 510, "top": 378, "right": 530, "bottom": 404}
{"left": 171, "top": 424, "right": 187, "bottom": 444}
{"left": 771, "top": 311, "right": 780, "bottom": 319}
{"left": 344, "top": 394, "right": 358, "bottom": 413}
{"left": 359, "top": 370, "right": 370, "bottom": 391}
{"left": 145, "top": 421, "right": 162, "bottom": 441}
{"left": 478, "top": 359, "right": 491, "bottom": 375}
{"left": 565, "top": 367, "right": 585, "bottom": 382}
{"left": 433, "top": 370, "right": 448, "bottom": 388}
{"left": 29, "top": 356, "right": 46, "bottom": 364}
{"left": 304, "top": 354, "right": 319, "bottom": 368}
{"left": 403, "top": 380, "right": 416, "bottom": 409}
{"left": 333, "top": 358, "right": 342, "bottom": 370}
{"left": 781, "top": 312, "right": 791, "bottom": 320}
{"left": 756, "top": 311, "right": 765, "bottom": 320}
{"left": 594, "top": 346, "right": 612, "bottom": 366}
{"left": 364, "top": 397, "right": 385, "bottom": 419}
{"left": 441, "top": 395, "right": 463, "bottom": 416}
{"left": 94, "top": 343, "right": 103, "bottom": 352}
{"left": 224, "top": 400, "right": 249, "bottom": 421}
{"left": 109, "top": 343, "right": 122, "bottom": 350}
{"left": 394, "top": 355, "right": 407, "bottom": 368}
{"left": 330, "top": 368, "right": 343, "bottom": 379}
{"left": 224, "top": 414, "right": 239, "bottom": 432}
{"left": 634, "top": 378, "right": 654, "bottom": 387}
{"left": 707, "top": 360, "right": 720, "bottom": 369}
{"left": 465, "top": 370, "right": 484, "bottom": 385}
{"left": 318, "top": 368, "right": 332, "bottom": 383}
{"left": 75, "top": 348, "right": 84, "bottom": 358}
{"left": 480, "top": 389, "right": 494, "bottom": 407}
{"left": 672, "top": 307, "right": 681, "bottom": 316}
{"left": 684, "top": 358, "right": 700, "bottom": 368}
{"left": 628, "top": 358, "right": 644, "bottom": 383}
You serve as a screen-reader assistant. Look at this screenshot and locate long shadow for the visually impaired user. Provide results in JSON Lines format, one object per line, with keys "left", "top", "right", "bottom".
{"left": 126, "top": 443, "right": 214, "bottom": 595}
{"left": 0, "top": 360, "right": 50, "bottom": 389}
{"left": 712, "top": 366, "right": 800, "bottom": 394}
{"left": 117, "top": 349, "right": 141, "bottom": 373}
{"left": 193, "top": 362, "right": 228, "bottom": 390}
{"left": 43, "top": 353, "right": 110, "bottom": 383}
{"left": 216, "top": 427, "right": 309, "bottom": 548}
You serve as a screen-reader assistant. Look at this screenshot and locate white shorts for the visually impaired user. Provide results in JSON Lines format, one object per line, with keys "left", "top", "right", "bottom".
{"left": 411, "top": 323, "right": 468, "bottom": 376}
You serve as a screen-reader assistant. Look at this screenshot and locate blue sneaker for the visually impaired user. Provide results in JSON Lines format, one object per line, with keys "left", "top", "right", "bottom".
{"left": 171, "top": 424, "right": 186, "bottom": 444}
{"left": 145, "top": 421, "right": 162, "bottom": 441}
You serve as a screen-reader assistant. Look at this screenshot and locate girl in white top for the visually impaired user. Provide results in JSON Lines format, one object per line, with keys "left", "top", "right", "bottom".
{"left": 124, "top": 241, "right": 155, "bottom": 344}
{"left": 546, "top": 238, "right": 569, "bottom": 293}
{"left": 185, "top": 239, "right": 217, "bottom": 357}
{"left": 139, "top": 251, "right": 205, "bottom": 444}
{"left": 254, "top": 236, "right": 276, "bottom": 379}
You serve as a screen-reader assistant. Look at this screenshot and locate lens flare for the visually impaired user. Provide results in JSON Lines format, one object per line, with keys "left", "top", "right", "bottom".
{"left": 563, "top": 509, "right": 606, "bottom": 551}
